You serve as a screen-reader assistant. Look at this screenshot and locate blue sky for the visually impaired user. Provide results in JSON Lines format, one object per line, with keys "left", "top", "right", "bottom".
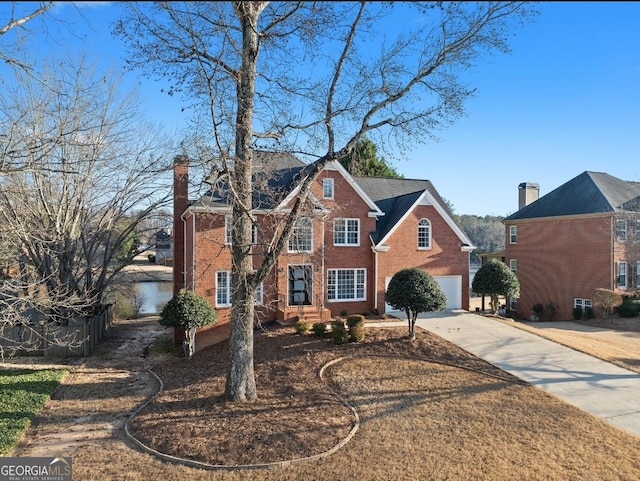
{"left": 3, "top": 2, "right": 640, "bottom": 217}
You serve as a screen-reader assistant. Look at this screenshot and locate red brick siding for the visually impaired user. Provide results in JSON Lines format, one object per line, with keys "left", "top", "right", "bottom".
{"left": 314, "top": 170, "right": 376, "bottom": 316}
{"left": 505, "top": 215, "right": 613, "bottom": 321}
{"left": 377, "top": 204, "right": 470, "bottom": 312}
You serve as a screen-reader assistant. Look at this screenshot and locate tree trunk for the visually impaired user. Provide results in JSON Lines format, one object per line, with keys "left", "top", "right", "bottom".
{"left": 224, "top": 2, "right": 264, "bottom": 402}
{"left": 225, "top": 291, "right": 257, "bottom": 401}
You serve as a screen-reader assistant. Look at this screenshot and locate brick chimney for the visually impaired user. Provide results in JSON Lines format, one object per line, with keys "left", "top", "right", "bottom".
{"left": 518, "top": 182, "right": 539, "bottom": 210}
{"left": 173, "top": 155, "right": 189, "bottom": 296}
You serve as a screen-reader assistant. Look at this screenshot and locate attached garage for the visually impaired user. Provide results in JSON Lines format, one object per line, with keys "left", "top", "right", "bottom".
{"left": 433, "top": 275, "right": 462, "bottom": 310}
{"left": 385, "top": 274, "right": 462, "bottom": 313}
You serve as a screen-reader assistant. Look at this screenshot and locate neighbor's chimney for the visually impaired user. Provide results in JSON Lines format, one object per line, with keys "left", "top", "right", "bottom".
{"left": 173, "top": 155, "right": 189, "bottom": 296}
{"left": 518, "top": 182, "right": 539, "bottom": 210}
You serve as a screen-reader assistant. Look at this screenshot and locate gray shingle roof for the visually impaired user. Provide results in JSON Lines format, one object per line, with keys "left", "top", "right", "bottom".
{"left": 193, "top": 151, "right": 308, "bottom": 210}
{"left": 354, "top": 176, "right": 451, "bottom": 244}
{"left": 505, "top": 171, "right": 640, "bottom": 221}
{"left": 189, "top": 152, "right": 462, "bottom": 246}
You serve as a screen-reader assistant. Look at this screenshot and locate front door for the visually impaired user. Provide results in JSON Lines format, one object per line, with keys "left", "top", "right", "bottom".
{"left": 289, "top": 265, "right": 313, "bottom": 306}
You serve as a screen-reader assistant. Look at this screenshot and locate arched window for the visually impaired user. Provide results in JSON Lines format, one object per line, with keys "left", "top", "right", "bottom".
{"left": 418, "top": 218, "right": 431, "bottom": 249}
{"left": 289, "top": 217, "right": 313, "bottom": 252}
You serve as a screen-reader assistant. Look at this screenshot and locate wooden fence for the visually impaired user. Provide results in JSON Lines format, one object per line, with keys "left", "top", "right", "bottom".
{"left": 0, "top": 305, "right": 114, "bottom": 358}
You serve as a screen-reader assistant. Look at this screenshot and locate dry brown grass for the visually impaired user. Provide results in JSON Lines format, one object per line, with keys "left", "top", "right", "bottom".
{"left": 17, "top": 318, "right": 640, "bottom": 481}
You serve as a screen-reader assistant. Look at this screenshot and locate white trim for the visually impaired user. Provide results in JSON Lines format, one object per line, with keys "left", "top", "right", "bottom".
{"left": 327, "top": 268, "right": 367, "bottom": 302}
{"left": 376, "top": 189, "right": 475, "bottom": 249}
{"left": 323, "top": 178, "right": 334, "bottom": 199}
{"left": 333, "top": 218, "right": 360, "bottom": 246}
{"left": 216, "top": 271, "right": 232, "bottom": 307}
{"left": 418, "top": 218, "right": 432, "bottom": 250}
{"left": 288, "top": 217, "right": 314, "bottom": 253}
{"left": 509, "top": 225, "right": 518, "bottom": 244}
{"left": 276, "top": 160, "right": 384, "bottom": 217}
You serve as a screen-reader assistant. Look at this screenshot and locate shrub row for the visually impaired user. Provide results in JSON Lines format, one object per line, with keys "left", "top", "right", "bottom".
{"left": 295, "top": 315, "right": 366, "bottom": 344}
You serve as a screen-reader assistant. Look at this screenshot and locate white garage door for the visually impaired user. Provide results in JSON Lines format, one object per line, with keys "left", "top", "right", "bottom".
{"left": 433, "top": 275, "right": 462, "bottom": 310}
{"left": 385, "top": 274, "right": 462, "bottom": 313}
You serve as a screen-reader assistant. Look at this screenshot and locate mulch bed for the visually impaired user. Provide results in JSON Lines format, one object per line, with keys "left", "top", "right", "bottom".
{"left": 128, "top": 323, "right": 522, "bottom": 467}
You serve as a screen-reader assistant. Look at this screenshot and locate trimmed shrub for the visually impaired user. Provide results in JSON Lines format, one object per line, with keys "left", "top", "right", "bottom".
{"left": 160, "top": 289, "right": 218, "bottom": 359}
{"left": 347, "top": 315, "right": 365, "bottom": 342}
{"left": 331, "top": 319, "right": 349, "bottom": 345}
{"left": 294, "top": 319, "right": 312, "bottom": 335}
{"left": 160, "top": 289, "right": 218, "bottom": 330}
{"left": 584, "top": 306, "right": 595, "bottom": 320}
{"left": 312, "top": 322, "right": 327, "bottom": 337}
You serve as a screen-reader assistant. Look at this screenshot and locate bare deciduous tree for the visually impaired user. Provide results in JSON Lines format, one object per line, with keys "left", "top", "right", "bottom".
{"left": 0, "top": 56, "right": 173, "bottom": 356}
{"left": 116, "top": 1, "right": 536, "bottom": 401}
{"left": 1, "top": 2, "right": 54, "bottom": 73}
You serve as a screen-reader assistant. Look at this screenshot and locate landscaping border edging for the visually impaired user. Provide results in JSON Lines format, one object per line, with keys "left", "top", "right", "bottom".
{"left": 123, "top": 358, "right": 360, "bottom": 471}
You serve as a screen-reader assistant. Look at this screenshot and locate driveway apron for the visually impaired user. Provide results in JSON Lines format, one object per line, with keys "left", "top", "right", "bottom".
{"left": 402, "top": 310, "right": 640, "bottom": 438}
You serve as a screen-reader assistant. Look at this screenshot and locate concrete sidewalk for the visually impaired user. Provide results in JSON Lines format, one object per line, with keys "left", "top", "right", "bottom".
{"left": 385, "top": 310, "right": 640, "bottom": 439}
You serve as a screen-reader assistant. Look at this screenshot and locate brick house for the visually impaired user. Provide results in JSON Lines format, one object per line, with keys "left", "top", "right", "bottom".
{"left": 504, "top": 172, "right": 640, "bottom": 321}
{"left": 173, "top": 152, "right": 474, "bottom": 349}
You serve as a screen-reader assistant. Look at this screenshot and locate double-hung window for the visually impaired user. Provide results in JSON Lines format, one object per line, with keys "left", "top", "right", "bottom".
{"left": 327, "top": 268, "right": 366, "bottom": 301}
{"left": 334, "top": 218, "right": 359, "bottom": 246}
{"left": 510, "top": 259, "right": 518, "bottom": 273}
{"left": 216, "top": 271, "right": 264, "bottom": 306}
{"left": 509, "top": 225, "right": 517, "bottom": 244}
{"left": 617, "top": 220, "right": 627, "bottom": 242}
{"left": 225, "top": 216, "right": 233, "bottom": 245}
{"left": 225, "top": 215, "right": 258, "bottom": 246}
{"left": 323, "top": 178, "right": 334, "bottom": 199}
{"left": 618, "top": 261, "right": 628, "bottom": 288}
{"left": 216, "top": 271, "right": 232, "bottom": 307}
{"left": 418, "top": 219, "right": 431, "bottom": 249}
{"left": 288, "top": 217, "right": 313, "bottom": 252}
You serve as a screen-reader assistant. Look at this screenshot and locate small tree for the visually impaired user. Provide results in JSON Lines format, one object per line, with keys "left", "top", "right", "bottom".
{"left": 471, "top": 259, "right": 520, "bottom": 314}
{"left": 386, "top": 268, "right": 447, "bottom": 340}
{"left": 160, "top": 290, "right": 218, "bottom": 359}
{"left": 592, "top": 288, "right": 623, "bottom": 318}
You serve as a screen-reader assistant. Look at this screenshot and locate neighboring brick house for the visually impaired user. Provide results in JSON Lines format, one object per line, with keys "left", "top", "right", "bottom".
{"left": 504, "top": 172, "right": 640, "bottom": 321}
{"left": 173, "top": 152, "right": 474, "bottom": 349}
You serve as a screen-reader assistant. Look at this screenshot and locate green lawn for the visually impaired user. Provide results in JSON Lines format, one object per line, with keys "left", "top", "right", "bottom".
{"left": 0, "top": 368, "right": 68, "bottom": 455}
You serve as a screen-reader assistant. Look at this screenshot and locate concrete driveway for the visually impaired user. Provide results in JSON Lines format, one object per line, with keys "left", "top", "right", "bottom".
{"left": 387, "top": 310, "right": 640, "bottom": 439}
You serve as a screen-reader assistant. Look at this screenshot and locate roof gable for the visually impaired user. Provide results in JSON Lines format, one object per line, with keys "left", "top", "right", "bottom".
{"left": 355, "top": 176, "right": 473, "bottom": 248}
{"left": 505, "top": 171, "right": 640, "bottom": 221}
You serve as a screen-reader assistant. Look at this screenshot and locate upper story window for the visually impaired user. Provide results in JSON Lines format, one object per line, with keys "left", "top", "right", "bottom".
{"left": 323, "top": 178, "right": 334, "bottom": 199}
{"left": 225, "top": 215, "right": 258, "bottom": 246}
{"left": 637, "top": 261, "right": 640, "bottom": 288}
{"left": 509, "top": 259, "right": 517, "bottom": 273}
{"left": 617, "top": 220, "right": 627, "bottom": 242}
{"left": 509, "top": 225, "right": 517, "bottom": 244}
{"left": 334, "top": 218, "right": 359, "bottom": 246}
{"left": 225, "top": 216, "right": 232, "bottom": 245}
{"left": 418, "top": 218, "right": 432, "bottom": 249}
{"left": 289, "top": 217, "right": 313, "bottom": 252}
{"left": 618, "top": 261, "right": 628, "bottom": 289}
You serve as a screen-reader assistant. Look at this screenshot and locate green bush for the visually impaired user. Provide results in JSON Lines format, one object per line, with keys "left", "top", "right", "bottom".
{"left": 618, "top": 298, "right": 640, "bottom": 318}
{"left": 331, "top": 319, "right": 349, "bottom": 345}
{"left": 160, "top": 289, "right": 218, "bottom": 330}
{"left": 295, "top": 319, "right": 312, "bottom": 335}
{"left": 312, "top": 322, "right": 327, "bottom": 337}
{"left": 618, "top": 304, "right": 638, "bottom": 318}
{"left": 572, "top": 307, "right": 583, "bottom": 321}
{"left": 347, "top": 315, "right": 365, "bottom": 342}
